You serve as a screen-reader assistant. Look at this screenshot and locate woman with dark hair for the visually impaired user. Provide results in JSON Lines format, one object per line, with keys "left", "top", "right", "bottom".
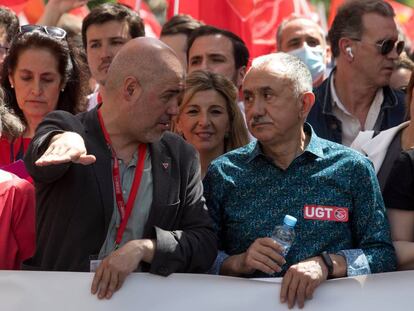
{"left": 0, "top": 88, "right": 35, "bottom": 269}
{"left": 174, "top": 70, "right": 249, "bottom": 177}
{"left": 0, "top": 25, "right": 86, "bottom": 165}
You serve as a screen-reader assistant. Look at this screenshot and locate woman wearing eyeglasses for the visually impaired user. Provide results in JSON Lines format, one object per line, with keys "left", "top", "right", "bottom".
{"left": 0, "top": 25, "right": 86, "bottom": 166}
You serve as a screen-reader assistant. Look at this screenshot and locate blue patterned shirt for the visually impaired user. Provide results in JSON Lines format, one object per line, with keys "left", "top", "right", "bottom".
{"left": 204, "top": 124, "right": 396, "bottom": 278}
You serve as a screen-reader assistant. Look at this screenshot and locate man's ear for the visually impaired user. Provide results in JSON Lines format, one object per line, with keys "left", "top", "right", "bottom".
{"left": 339, "top": 38, "right": 355, "bottom": 61}
{"left": 8, "top": 73, "right": 14, "bottom": 88}
{"left": 236, "top": 66, "right": 246, "bottom": 89}
{"left": 300, "top": 91, "right": 315, "bottom": 120}
{"left": 123, "top": 76, "right": 141, "bottom": 101}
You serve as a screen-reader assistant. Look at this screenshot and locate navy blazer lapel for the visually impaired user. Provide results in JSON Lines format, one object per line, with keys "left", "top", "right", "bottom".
{"left": 84, "top": 109, "right": 114, "bottom": 233}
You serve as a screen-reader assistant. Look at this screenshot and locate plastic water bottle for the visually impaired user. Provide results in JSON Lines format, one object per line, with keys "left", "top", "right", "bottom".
{"left": 271, "top": 215, "right": 297, "bottom": 256}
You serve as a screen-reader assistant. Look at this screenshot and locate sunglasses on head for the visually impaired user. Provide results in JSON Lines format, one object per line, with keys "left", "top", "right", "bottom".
{"left": 18, "top": 25, "right": 67, "bottom": 40}
{"left": 375, "top": 38, "right": 405, "bottom": 56}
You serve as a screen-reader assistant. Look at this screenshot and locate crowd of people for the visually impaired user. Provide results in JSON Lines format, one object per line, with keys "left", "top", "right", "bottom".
{"left": 0, "top": 0, "right": 413, "bottom": 309}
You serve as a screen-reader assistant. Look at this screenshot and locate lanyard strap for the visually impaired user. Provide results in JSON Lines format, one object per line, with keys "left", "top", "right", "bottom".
{"left": 10, "top": 136, "right": 25, "bottom": 163}
{"left": 97, "top": 92, "right": 102, "bottom": 105}
{"left": 97, "top": 109, "right": 147, "bottom": 248}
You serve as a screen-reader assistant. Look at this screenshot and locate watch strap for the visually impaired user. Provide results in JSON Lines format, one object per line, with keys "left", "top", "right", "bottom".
{"left": 320, "top": 251, "right": 334, "bottom": 278}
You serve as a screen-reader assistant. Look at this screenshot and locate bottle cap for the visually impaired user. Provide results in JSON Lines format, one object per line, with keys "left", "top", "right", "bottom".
{"left": 283, "top": 215, "right": 297, "bottom": 227}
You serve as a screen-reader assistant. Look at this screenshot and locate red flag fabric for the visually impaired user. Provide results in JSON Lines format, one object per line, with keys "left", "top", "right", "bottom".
{"left": 166, "top": 0, "right": 315, "bottom": 59}
{"left": 327, "top": 0, "right": 344, "bottom": 27}
{"left": 140, "top": 2, "right": 161, "bottom": 37}
{"left": 117, "top": 0, "right": 161, "bottom": 37}
{"left": 0, "top": 0, "right": 28, "bottom": 14}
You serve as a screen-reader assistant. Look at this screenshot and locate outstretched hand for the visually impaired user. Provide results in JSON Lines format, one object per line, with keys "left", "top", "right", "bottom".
{"left": 35, "top": 132, "right": 96, "bottom": 166}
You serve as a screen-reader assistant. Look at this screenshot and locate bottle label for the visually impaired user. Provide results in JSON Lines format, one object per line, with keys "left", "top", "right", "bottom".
{"left": 303, "top": 205, "right": 349, "bottom": 222}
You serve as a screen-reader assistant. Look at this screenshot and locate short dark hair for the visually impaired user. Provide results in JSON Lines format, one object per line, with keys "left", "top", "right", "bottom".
{"left": 0, "top": 6, "right": 19, "bottom": 44}
{"left": 161, "top": 14, "right": 203, "bottom": 37}
{"left": 187, "top": 25, "right": 249, "bottom": 70}
{"left": 81, "top": 3, "right": 145, "bottom": 50}
{"left": 1, "top": 31, "right": 86, "bottom": 126}
{"left": 329, "top": 0, "right": 395, "bottom": 58}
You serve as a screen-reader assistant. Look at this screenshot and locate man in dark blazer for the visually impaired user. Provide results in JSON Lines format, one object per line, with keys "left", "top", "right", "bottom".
{"left": 24, "top": 37, "right": 217, "bottom": 299}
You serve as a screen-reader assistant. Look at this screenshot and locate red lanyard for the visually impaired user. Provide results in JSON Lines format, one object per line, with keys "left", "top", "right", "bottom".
{"left": 97, "top": 92, "right": 102, "bottom": 105}
{"left": 97, "top": 109, "right": 147, "bottom": 249}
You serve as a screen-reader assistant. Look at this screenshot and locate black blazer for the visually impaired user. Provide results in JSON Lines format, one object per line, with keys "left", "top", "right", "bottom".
{"left": 24, "top": 109, "right": 217, "bottom": 274}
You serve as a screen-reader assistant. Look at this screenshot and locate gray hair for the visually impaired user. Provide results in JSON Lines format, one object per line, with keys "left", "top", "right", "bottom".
{"left": 251, "top": 52, "right": 312, "bottom": 97}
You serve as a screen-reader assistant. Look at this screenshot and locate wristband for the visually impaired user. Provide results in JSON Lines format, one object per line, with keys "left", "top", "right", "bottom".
{"left": 320, "top": 251, "right": 334, "bottom": 278}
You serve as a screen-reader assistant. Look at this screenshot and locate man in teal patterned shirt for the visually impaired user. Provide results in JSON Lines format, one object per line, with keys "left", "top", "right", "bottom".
{"left": 204, "top": 53, "right": 396, "bottom": 309}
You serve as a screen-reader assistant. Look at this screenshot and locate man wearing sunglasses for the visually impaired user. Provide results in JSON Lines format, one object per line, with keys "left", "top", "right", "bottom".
{"left": 81, "top": 3, "right": 145, "bottom": 110}
{"left": 307, "top": 0, "right": 406, "bottom": 146}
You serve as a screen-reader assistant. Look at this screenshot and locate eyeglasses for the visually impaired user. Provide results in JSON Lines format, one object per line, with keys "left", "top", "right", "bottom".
{"left": 352, "top": 38, "right": 405, "bottom": 56}
{"left": 18, "top": 25, "right": 67, "bottom": 40}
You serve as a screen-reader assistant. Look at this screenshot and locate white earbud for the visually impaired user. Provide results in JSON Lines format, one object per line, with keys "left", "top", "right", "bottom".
{"left": 346, "top": 47, "right": 354, "bottom": 58}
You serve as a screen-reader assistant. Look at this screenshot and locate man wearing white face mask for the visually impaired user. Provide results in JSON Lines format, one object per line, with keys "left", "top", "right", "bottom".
{"left": 277, "top": 16, "right": 330, "bottom": 87}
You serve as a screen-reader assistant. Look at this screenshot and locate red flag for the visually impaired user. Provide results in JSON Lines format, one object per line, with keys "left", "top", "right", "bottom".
{"left": 117, "top": 0, "right": 161, "bottom": 37}
{"left": 166, "top": 0, "right": 315, "bottom": 58}
{"left": 328, "top": 0, "right": 345, "bottom": 27}
{"left": 0, "top": 0, "right": 28, "bottom": 14}
{"left": 140, "top": 2, "right": 161, "bottom": 37}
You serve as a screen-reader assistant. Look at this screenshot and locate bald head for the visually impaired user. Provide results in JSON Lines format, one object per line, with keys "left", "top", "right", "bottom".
{"left": 105, "top": 37, "right": 184, "bottom": 93}
{"left": 101, "top": 37, "right": 185, "bottom": 143}
{"left": 277, "top": 17, "right": 326, "bottom": 52}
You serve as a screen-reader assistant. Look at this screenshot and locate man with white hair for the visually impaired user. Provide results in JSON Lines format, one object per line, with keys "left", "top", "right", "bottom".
{"left": 204, "top": 52, "right": 396, "bottom": 309}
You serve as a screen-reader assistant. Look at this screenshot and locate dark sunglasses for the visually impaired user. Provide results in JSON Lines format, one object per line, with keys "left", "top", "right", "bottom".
{"left": 18, "top": 25, "right": 67, "bottom": 40}
{"left": 375, "top": 39, "right": 405, "bottom": 56}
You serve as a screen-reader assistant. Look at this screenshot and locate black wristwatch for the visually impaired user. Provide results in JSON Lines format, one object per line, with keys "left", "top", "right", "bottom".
{"left": 320, "top": 251, "right": 334, "bottom": 278}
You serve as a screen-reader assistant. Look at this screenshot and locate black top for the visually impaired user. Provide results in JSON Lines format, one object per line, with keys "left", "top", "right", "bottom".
{"left": 383, "top": 149, "right": 414, "bottom": 211}
{"left": 378, "top": 130, "right": 402, "bottom": 191}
